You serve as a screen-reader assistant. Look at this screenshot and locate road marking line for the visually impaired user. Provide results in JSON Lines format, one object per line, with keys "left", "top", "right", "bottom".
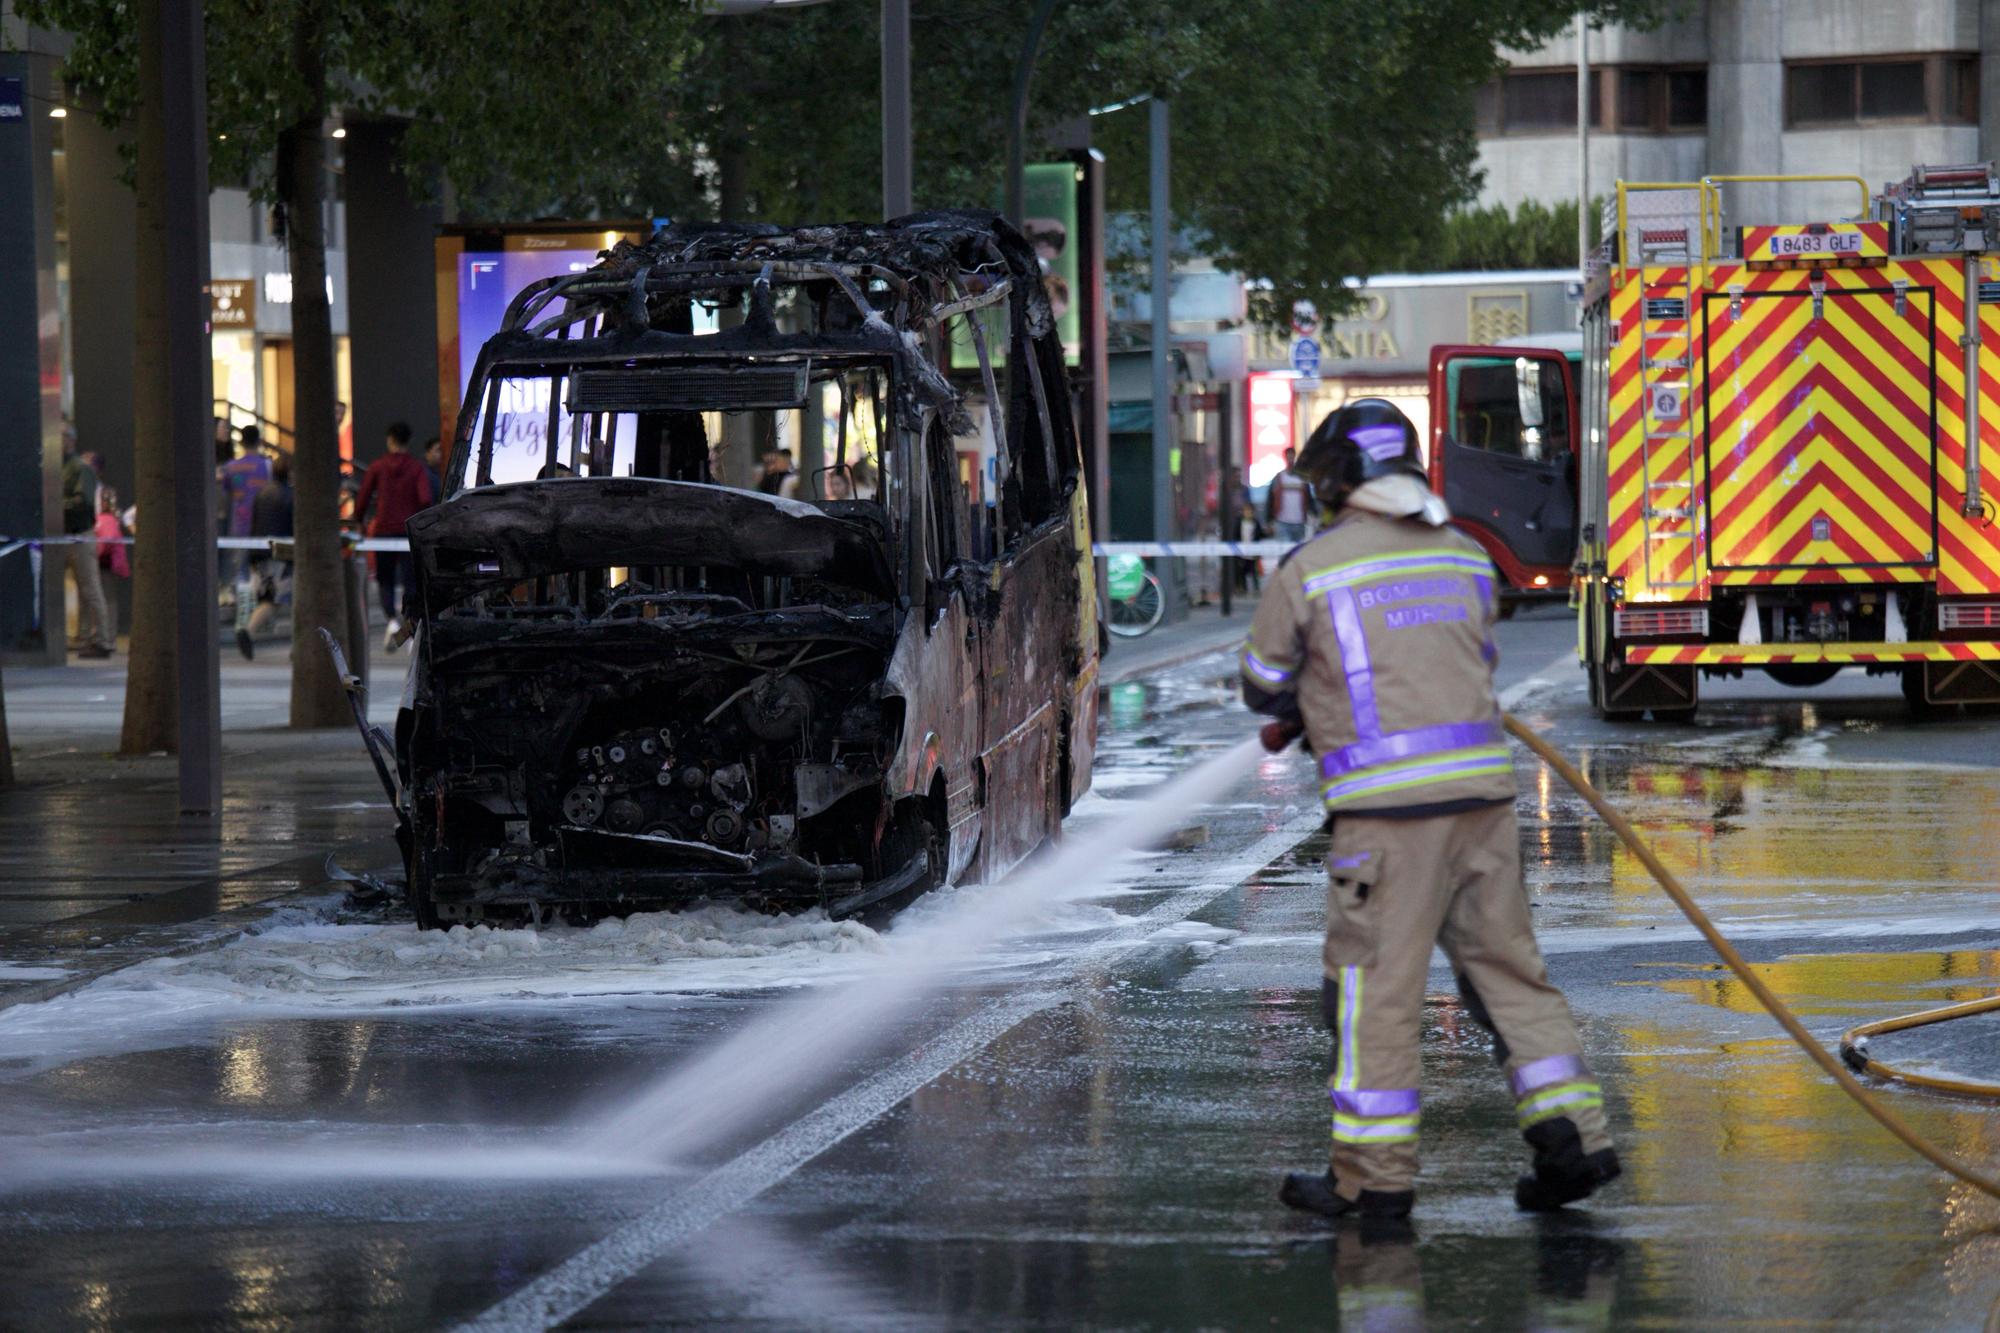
{"left": 463, "top": 812, "right": 1327, "bottom": 1331}
{"left": 466, "top": 643, "right": 1576, "bottom": 1330}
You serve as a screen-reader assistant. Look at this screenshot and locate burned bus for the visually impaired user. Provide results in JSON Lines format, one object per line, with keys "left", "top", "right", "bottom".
{"left": 350, "top": 213, "right": 1099, "bottom": 926}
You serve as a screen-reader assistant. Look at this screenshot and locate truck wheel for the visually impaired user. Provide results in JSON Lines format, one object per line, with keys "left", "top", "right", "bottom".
{"left": 1902, "top": 664, "right": 1941, "bottom": 719}
{"left": 408, "top": 857, "right": 444, "bottom": 930}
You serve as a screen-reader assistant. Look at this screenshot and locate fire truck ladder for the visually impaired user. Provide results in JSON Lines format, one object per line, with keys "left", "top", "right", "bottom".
{"left": 1631, "top": 208, "right": 1705, "bottom": 591}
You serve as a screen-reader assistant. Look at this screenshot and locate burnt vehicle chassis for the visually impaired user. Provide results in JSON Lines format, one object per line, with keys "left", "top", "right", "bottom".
{"left": 357, "top": 213, "right": 1099, "bottom": 926}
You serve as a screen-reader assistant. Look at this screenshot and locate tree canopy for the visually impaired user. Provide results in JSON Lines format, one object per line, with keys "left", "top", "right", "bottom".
{"left": 20, "top": 0, "right": 1666, "bottom": 304}
{"left": 17, "top": 0, "right": 704, "bottom": 207}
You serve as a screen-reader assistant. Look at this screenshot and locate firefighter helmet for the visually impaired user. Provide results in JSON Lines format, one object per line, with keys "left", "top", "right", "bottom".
{"left": 1296, "top": 398, "right": 1425, "bottom": 505}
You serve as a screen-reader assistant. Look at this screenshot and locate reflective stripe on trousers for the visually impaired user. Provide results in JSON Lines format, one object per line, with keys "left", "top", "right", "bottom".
{"left": 1510, "top": 1053, "right": 1605, "bottom": 1129}
{"left": 1330, "top": 965, "right": 1421, "bottom": 1145}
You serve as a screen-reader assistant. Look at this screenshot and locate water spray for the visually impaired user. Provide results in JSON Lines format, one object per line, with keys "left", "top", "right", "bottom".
{"left": 591, "top": 736, "right": 1270, "bottom": 1166}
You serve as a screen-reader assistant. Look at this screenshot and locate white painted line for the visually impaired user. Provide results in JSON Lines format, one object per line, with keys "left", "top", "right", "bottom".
{"left": 464, "top": 644, "right": 1577, "bottom": 1330}
{"left": 463, "top": 812, "right": 1328, "bottom": 1331}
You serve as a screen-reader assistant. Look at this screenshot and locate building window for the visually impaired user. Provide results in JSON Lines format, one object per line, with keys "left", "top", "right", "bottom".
{"left": 1480, "top": 65, "right": 1702, "bottom": 136}
{"left": 1618, "top": 69, "right": 1655, "bottom": 130}
{"left": 1666, "top": 68, "right": 1707, "bottom": 129}
{"left": 1499, "top": 70, "right": 1602, "bottom": 134}
{"left": 1785, "top": 55, "right": 1977, "bottom": 127}
{"left": 1949, "top": 56, "right": 1980, "bottom": 124}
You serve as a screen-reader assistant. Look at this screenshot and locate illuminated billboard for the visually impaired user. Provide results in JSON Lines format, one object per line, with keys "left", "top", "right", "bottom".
{"left": 434, "top": 224, "right": 647, "bottom": 456}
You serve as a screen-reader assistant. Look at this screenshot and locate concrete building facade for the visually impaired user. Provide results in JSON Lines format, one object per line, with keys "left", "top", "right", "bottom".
{"left": 1477, "top": 0, "right": 2000, "bottom": 228}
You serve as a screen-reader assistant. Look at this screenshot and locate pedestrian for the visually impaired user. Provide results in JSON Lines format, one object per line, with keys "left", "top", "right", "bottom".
{"left": 422, "top": 436, "right": 444, "bottom": 503}
{"left": 235, "top": 456, "right": 295, "bottom": 660}
{"left": 354, "top": 421, "right": 434, "bottom": 651}
{"left": 58, "top": 426, "right": 115, "bottom": 658}
{"left": 95, "top": 484, "right": 131, "bottom": 582}
{"left": 758, "top": 448, "right": 796, "bottom": 497}
{"left": 849, "top": 455, "right": 879, "bottom": 500}
{"left": 1267, "top": 446, "right": 1313, "bottom": 546}
{"left": 1234, "top": 498, "right": 1266, "bottom": 593}
{"left": 218, "top": 425, "right": 271, "bottom": 596}
{"left": 1241, "top": 398, "right": 1620, "bottom": 1222}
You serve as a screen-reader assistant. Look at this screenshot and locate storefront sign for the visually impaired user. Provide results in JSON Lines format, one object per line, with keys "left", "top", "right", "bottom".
{"left": 1246, "top": 371, "right": 1296, "bottom": 487}
{"left": 0, "top": 78, "right": 23, "bottom": 123}
{"left": 209, "top": 279, "right": 253, "bottom": 330}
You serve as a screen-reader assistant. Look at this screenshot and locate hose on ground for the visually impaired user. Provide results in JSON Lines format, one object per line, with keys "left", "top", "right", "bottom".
{"left": 1501, "top": 712, "right": 2000, "bottom": 1204}
{"left": 1840, "top": 995, "right": 2000, "bottom": 1100}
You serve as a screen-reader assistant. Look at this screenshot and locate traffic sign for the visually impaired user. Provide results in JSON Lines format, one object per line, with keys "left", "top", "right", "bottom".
{"left": 1291, "top": 299, "right": 1320, "bottom": 337}
{"left": 1293, "top": 376, "right": 1322, "bottom": 395}
{"left": 1290, "top": 337, "right": 1321, "bottom": 376}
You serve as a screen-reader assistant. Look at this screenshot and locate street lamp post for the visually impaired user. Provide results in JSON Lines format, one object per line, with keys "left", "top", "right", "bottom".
{"left": 881, "top": 0, "right": 912, "bottom": 218}
{"left": 1007, "top": 0, "right": 1062, "bottom": 227}
{"left": 1149, "top": 96, "right": 1173, "bottom": 591}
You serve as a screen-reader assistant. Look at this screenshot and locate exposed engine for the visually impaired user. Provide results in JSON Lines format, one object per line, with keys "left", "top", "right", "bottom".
{"left": 559, "top": 717, "right": 795, "bottom": 854}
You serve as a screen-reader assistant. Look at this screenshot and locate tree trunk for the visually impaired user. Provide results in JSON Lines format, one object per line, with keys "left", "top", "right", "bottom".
{"left": 282, "top": 0, "right": 348, "bottom": 728}
{"left": 119, "top": 0, "right": 180, "bottom": 755}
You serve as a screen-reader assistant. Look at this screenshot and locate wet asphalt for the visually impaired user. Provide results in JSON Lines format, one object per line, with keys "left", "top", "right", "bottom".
{"left": 3, "top": 605, "right": 1999, "bottom": 1330}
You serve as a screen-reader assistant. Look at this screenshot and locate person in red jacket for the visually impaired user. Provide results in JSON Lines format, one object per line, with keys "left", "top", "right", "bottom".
{"left": 354, "top": 421, "right": 433, "bottom": 651}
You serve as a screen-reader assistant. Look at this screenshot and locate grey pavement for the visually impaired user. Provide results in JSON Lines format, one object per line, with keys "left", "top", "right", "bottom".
{"left": 0, "top": 605, "right": 1998, "bottom": 1327}
{"left": 0, "top": 637, "right": 406, "bottom": 1007}
{"left": 1100, "top": 597, "right": 1250, "bottom": 684}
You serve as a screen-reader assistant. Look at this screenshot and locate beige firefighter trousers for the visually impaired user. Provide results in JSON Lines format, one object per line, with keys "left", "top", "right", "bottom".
{"left": 1321, "top": 801, "right": 1612, "bottom": 1196}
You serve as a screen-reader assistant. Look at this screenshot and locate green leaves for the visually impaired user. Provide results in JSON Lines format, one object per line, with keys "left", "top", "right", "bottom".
{"left": 18, "top": 0, "right": 1666, "bottom": 314}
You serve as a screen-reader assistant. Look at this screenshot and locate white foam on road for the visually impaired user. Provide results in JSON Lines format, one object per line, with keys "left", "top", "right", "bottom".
{"left": 0, "top": 905, "right": 891, "bottom": 1074}
{"left": 0, "top": 963, "right": 69, "bottom": 982}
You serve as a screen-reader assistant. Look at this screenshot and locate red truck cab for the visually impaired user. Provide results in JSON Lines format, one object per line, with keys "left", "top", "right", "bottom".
{"left": 1427, "top": 337, "right": 1582, "bottom": 601}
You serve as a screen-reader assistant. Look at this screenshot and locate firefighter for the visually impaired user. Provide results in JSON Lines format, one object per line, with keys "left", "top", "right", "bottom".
{"left": 1240, "top": 398, "right": 1620, "bottom": 1220}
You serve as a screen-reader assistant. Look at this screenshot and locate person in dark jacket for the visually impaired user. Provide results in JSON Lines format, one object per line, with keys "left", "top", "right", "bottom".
{"left": 234, "top": 456, "right": 295, "bottom": 659}
{"left": 354, "top": 421, "right": 434, "bottom": 651}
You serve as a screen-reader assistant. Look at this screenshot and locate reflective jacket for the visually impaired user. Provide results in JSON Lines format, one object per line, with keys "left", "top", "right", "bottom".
{"left": 1240, "top": 509, "right": 1512, "bottom": 814}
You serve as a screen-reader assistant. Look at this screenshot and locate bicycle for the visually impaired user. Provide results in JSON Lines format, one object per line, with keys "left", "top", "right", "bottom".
{"left": 1105, "top": 553, "right": 1165, "bottom": 637}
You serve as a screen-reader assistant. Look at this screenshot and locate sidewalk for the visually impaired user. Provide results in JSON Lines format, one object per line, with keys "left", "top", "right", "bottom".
{"left": 1100, "top": 598, "right": 1249, "bottom": 684}
{"left": 0, "top": 638, "right": 408, "bottom": 1008}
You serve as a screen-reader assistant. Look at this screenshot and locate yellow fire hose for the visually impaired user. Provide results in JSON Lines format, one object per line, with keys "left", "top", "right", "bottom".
{"left": 1501, "top": 713, "right": 2000, "bottom": 1204}
{"left": 1840, "top": 995, "right": 2000, "bottom": 1100}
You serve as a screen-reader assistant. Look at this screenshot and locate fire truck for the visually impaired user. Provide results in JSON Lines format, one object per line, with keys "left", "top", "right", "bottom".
{"left": 1427, "top": 334, "right": 1583, "bottom": 604}
{"left": 1576, "top": 165, "right": 2000, "bottom": 719}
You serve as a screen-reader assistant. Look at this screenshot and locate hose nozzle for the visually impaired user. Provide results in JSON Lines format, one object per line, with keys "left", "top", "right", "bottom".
{"left": 1259, "top": 719, "right": 1304, "bottom": 753}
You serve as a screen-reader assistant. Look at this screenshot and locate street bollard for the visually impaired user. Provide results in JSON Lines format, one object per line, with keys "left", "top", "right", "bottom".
{"left": 343, "top": 550, "right": 369, "bottom": 700}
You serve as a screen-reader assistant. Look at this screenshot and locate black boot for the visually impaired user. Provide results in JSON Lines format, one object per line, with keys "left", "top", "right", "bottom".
{"left": 1281, "top": 1169, "right": 1414, "bottom": 1221}
{"left": 1515, "top": 1119, "right": 1621, "bottom": 1212}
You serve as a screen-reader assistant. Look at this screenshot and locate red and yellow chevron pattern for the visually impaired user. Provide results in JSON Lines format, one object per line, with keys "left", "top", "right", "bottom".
{"left": 1702, "top": 264, "right": 1934, "bottom": 580}
{"left": 1628, "top": 641, "right": 2000, "bottom": 665}
{"left": 1604, "top": 258, "right": 2000, "bottom": 604}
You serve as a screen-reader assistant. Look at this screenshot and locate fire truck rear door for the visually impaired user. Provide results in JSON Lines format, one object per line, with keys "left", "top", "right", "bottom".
{"left": 1701, "top": 281, "right": 1937, "bottom": 573}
